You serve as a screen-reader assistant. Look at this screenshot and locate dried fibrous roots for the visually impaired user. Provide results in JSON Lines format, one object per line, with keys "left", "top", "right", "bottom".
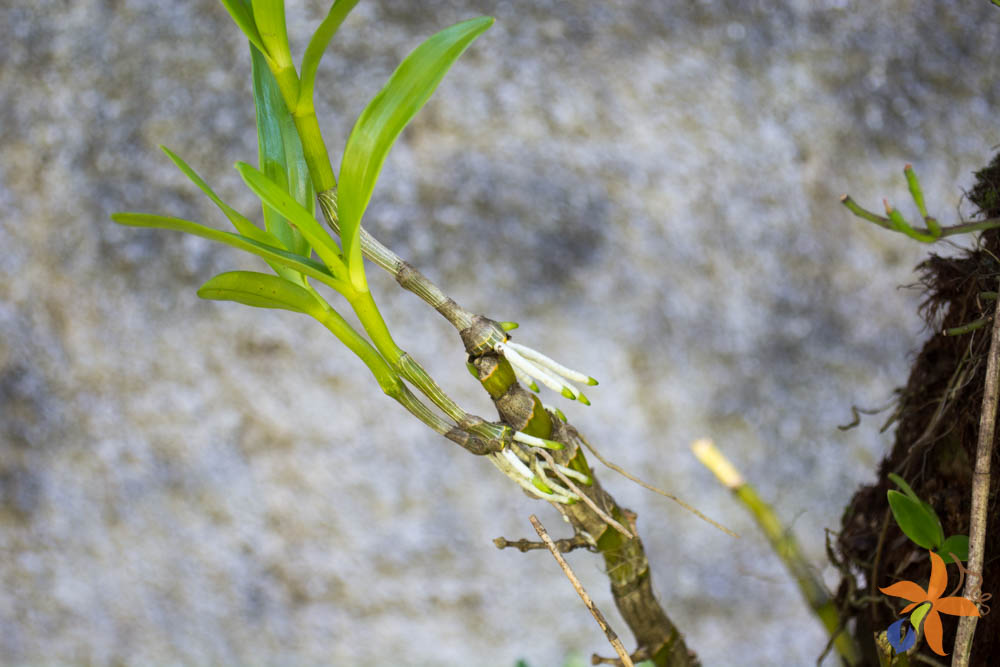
{"left": 833, "top": 152, "right": 1000, "bottom": 665}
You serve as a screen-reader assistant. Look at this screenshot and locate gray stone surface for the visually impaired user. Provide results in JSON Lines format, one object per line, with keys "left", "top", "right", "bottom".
{"left": 2, "top": 0, "right": 998, "bottom": 665}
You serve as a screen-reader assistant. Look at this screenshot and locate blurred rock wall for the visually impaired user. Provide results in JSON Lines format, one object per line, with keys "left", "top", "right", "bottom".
{"left": 2, "top": 1, "right": 998, "bottom": 665}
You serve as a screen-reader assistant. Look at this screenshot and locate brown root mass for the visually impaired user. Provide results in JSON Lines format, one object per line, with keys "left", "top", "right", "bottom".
{"left": 835, "top": 153, "right": 1000, "bottom": 665}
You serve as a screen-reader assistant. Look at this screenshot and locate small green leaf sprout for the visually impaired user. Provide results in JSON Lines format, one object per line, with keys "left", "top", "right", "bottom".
{"left": 841, "top": 164, "right": 1000, "bottom": 242}
{"left": 887, "top": 473, "right": 969, "bottom": 564}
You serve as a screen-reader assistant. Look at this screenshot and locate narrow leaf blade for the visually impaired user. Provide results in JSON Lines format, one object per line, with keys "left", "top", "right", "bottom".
{"left": 251, "top": 43, "right": 312, "bottom": 257}
{"left": 197, "top": 271, "right": 319, "bottom": 314}
{"left": 159, "top": 146, "right": 275, "bottom": 244}
{"left": 298, "top": 0, "right": 361, "bottom": 112}
{"left": 888, "top": 473, "right": 920, "bottom": 503}
{"left": 235, "top": 163, "right": 348, "bottom": 279}
{"left": 338, "top": 16, "right": 494, "bottom": 288}
{"left": 159, "top": 145, "right": 303, "bottom": 284}
{"left": 218, "top": 0, "right": 269, "bottom": 56}
{"left": 111, "top": 212, "right": 350, "bottom": 294}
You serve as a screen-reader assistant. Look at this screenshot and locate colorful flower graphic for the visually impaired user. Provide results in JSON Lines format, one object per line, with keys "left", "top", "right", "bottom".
{"left": 879, "top": 551, "right": 980, "bottom": 656}
{"left": 886, "top": 613, "right": 917, "bottom": 653}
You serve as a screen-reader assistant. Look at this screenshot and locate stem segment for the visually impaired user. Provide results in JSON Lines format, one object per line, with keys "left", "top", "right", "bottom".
{"left": 318, "top": 188, "right": 479, "bottom": 331}
{"left": 292, "top": 110, "right": 337, "bottom": 192}
{"left": 312, "top": 136, "right": 695, "bottom": 665}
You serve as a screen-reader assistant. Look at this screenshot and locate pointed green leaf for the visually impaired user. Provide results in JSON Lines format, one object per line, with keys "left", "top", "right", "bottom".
{"left": 111, "top": 212, "right": 351, "bottom": 295}
{"left": 338, "top": 16, "right": 494, "bottom": 289}
{"left": 888, "top": 473, "right": 920, "bottom": 503}
{"left": 298, "top": 0, "right": 361, "bottom": 113}
{"left": 158, "top": 145, "right": 305, "bottom": 285}
{"left": 197, "top": 270, "right": 321, "bottom": 314}
{"left": 235, "top": 162, "right": 348, "bottom": 280}
{"left": 250, "top": 44, "right": 312, "bottom": 257}
{"left": 196, "top": 270, "right": 400, "bottom": 399}
{"left": 887, "top": 490, "right": 944, "bottom": 550}
{"left": 935, "top": 534, "right": 970, "bottom": 565}
{"left": 888, "top": 473, "right": 943, "bottom": 531}
{"left": 159, "top": 146, "right": 275, "bottom": 244}
{"left": 218, "top": 0, "right": 269, "bottom": 57}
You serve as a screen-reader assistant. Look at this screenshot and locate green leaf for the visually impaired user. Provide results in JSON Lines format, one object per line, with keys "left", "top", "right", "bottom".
{"left": 298, "top": 0, "right": 361, "bottom": 113}
{"left": 111, "top": 212, "right": 350, "bottom": 295}
{"left": 159, "top": 144, "right": 304, "bottom": 284}
{"left": 159, "top": 146, "right": 276, "bottom": 245}
{"left": 888, "top": 473, "right": 920, "bottom": 502}
{"left": 235, "top": 162, "right": 348, "bottom": 280}
{"left": 197, "top": 270, "right": 320, "bottom": 314}
{"left": 197, "top": 271, "right": 401, "bottom": 397}
{"left": 250, "top": 44, "right": 312, "bottom": 258}
{"left": 888, "top": 473, "right": 944, "bottom": 536}
{"left": 218, "top": 0, "right": 269, "bottom": 57}
{"left": 887, "top": 490, "right": 944, "bottom": 550}
{"left": 338, "top": 16, "right": 494, "bottom": 289}
{"left": 935, "top": 534, "right": 970, "bottom": 565}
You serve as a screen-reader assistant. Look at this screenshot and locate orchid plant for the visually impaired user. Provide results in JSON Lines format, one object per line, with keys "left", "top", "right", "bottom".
{"left": 113, "top": 1, "right": 599, "bottom": 505}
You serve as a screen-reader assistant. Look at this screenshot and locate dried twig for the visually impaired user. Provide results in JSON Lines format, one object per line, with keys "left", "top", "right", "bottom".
{"left": 493, "top": 535, "right": 591, "bottom": 553}
{"left": 592, "top": 646, "right": 651, "bottom": 665}
{"left": 952, "top": 284, "right": 1000, "bottom": 667}
{"left": 529, "top": 515, "right": 633, "bottom": 667}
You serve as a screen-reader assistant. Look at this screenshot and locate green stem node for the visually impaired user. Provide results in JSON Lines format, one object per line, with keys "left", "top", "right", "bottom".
{"left": 271, "top": 64, "right": 301, "bottom": 115}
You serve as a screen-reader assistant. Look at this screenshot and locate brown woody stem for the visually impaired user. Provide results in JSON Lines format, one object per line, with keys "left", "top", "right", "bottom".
{"left": 318, "top": 189, "right": 698, "bottom": 666}
{"left": 952, "top": 284, "right": 1000, "bottom": 666}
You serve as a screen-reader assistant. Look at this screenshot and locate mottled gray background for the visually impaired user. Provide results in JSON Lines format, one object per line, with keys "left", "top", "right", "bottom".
{"left": 2, "top": 0, "right": 998, "bottom": 665}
